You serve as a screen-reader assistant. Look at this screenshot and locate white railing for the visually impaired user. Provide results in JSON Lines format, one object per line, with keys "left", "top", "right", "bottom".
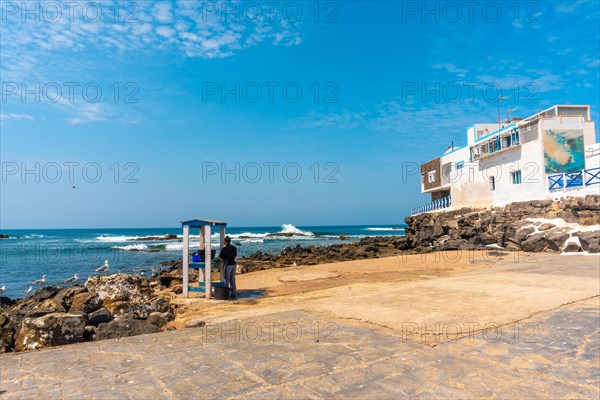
{"left": 411, "top": 196, "right": 452, "bottom": 216}
{"left": 548, "top": 167, "right": 600, "bottom": 191}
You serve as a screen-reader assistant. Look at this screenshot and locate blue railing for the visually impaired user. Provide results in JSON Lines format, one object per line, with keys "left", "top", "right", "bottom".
{"left": 411, "top": 196, "right": 452, "bottom": 216}
{"left": 548, "top": 167, "right": 600, "bottom": 191}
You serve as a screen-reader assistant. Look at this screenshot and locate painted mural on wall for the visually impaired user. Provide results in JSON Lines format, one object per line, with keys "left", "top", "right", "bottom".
{"left": 543, "top": 129, "right": 585, "bottom": 174}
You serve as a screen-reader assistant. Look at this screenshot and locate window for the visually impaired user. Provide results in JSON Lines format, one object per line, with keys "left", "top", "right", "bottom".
{"left": 490, "top": 176, "right": 496, "bottom": 191}
{"left": 511, "top": 129, "right": 520, "bottom": 145}
{"left": 428, "top": 171, "right": 436, "bottom": 183}
{"left": 455, "top": 161, "right": 464, "bottom": 170}
{"left": 511, "top": 170, "right": 522, "bottom": 185}
{"left": 442, "top": 163, "right": 452, "bottom": 179}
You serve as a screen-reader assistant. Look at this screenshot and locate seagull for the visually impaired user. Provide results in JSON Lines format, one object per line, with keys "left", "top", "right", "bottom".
{"left": 293, "top": 261, "right": 298, "bottom": 267}
{"left": 96, "top": 260, "right": 109, "bottom": 273}
{"left": 32, "top": 275, "right": 47, "bottom": 285}
{"left": 24, "top": 286, "right": 32, "bottom": 295}
{"left": 64, "top": 273, "right": 78, "bottom": 283}
{"left": 0, "top": 284, "right": 5, "bottom": 294}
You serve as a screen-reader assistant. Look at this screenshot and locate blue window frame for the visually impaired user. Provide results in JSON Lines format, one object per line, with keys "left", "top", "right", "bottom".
{"left": 511, "top": 170, "right": 522, "bottom": 184}
{"left": 511, "top": 129, "right": 520, "bottom": 145}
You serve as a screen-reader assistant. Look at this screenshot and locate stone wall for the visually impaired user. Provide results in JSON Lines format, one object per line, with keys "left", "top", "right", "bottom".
{"left": 404, "top": 195, "right": 600, "bottom": 253}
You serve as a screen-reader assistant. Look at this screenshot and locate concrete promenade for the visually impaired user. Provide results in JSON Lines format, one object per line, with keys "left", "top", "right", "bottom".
{"left": 1, "top": 253, "right": 599, "bottom": 399}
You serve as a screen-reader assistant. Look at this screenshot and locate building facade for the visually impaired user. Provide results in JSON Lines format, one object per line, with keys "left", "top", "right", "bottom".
{"left": 413, "top": 105, "right": 600, "bottom": 215}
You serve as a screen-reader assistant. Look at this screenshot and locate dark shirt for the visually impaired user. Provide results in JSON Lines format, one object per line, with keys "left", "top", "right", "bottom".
{"left": 219, "top": 244, "right": 237, "bottom": 266}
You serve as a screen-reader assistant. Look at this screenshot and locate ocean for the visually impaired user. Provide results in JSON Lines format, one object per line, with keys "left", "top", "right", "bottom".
{"left": 0, "top": 224, "right": 405, "bottom": 299}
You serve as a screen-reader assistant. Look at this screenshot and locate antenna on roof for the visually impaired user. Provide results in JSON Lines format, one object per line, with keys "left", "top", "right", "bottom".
{"left": 497, "top": 95, "right": 504, "bottom": 131}
{"left": 507, "top": 106, "right": 518, "bottom": 122}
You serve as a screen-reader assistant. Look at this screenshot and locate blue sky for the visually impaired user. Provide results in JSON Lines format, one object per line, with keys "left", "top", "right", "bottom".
{"left": 1, "top": 0, "right": 599, "bottom": 228}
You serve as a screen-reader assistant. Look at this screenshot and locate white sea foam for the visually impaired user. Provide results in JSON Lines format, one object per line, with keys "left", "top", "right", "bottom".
{"left": 229, "top": 232, "right": 270, "bottom": 239}
{"left": 240, "top": 239, "right": 265, "bottom": 244}
{"left": 112, "top": 244, "right": 149, "bottom": 251}
{"left": 165, "top": 243, "right": 219, "bottom": 251}
{"left": 279, "top": 224, "right": 314, "bottom": 236}
{"left": 23, "top": 234, "right": 44, "bottom": 239}
{"left": 96, "top": 235, "right": 139, "bottom": 242}
{"left": 270, "top": 235, "right": 317, "bottom": 240}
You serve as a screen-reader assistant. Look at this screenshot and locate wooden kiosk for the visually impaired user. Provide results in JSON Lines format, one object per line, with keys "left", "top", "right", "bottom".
{"left": 181, "top": 219, "right": 228, "bottom": 299}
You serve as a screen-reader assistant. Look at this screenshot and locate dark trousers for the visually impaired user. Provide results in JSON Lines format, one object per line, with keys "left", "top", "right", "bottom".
{"left": 224, "top": 264, "right": 237, "bottom": 297}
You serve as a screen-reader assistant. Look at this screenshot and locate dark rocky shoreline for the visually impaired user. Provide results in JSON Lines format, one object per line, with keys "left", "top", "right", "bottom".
{"left": 405, "top": 195, "right": 599, "bottom": 254}
{"left": 0, "top": 264, "right": 212, "bottom": 353}
{"left": 2, "top": 195, "right": 598, "bottom": 353}
{"left": 233, "top": 196, "right": 599, "bottom": 273}
{"left": 0, "top": 272, "right": 187, "bottom": 353}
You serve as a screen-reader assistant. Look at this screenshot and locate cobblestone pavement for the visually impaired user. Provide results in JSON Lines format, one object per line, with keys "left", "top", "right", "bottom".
{"left": 1, "top": 296, "right": 599, "bottom": 399}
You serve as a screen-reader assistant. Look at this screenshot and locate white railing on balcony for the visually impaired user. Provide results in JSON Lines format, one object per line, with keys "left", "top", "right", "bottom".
{"left": 548, "top": 167, "right": 600, "bottom": 191}
{"left": 411, "top": 196, "right": 452, "bottom": 216}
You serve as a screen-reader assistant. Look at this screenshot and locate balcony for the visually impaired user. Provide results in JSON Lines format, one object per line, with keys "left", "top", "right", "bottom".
{"left": 411, "top": 196, "right": 452, "bottom": 216}
{"left": 471, "top": 127, "right": 521, "bottom": 161}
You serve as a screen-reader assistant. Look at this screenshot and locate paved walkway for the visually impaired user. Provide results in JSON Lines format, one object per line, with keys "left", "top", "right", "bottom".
{"left": 1, "top": 254, "right": 599, "bottom": 399}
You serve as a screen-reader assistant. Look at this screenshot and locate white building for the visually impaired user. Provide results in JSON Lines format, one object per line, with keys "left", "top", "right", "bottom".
{"left": 413, "top": 105, "right": 600, "bottom": 215}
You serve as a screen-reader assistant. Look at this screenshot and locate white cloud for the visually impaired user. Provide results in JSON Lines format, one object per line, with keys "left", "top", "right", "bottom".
{"left": 432, "top": 63, "right": 468, "bottom": 78}
{"left": 63, "top": 103, "right": 109, "bottom": 125}
{"left": 156, "top": 26, "right": 176, "bottom": 38}
{"left": 153, "top": 2, "right": 174, "bottom": 23}
{"left": 0, "top": 113, "right": 34, "bottom": 122}
{"left": 0, "top": 1, "right": 305, "bottom": 125}
{"left": 555, "top": 2, "right": 585, "bottom": 14}
{"left": 1, "top": 1, "right": 303, "bottom": 70}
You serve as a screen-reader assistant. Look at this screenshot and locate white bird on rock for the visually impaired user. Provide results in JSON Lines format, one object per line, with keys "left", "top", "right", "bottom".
{"left": 96, "top": 260, "right": 109, "bottom": 273}
{"left": 24, "top": 286, "right": 32, "bottom": 295}
{"left": 64, "top": 273, "right": 78, "bottom": 283}
{"left": 32, "top": 275, "right": 47, "bottom": 285}
{"left": 0, "top": 284, "right": 5, "bottom": 294}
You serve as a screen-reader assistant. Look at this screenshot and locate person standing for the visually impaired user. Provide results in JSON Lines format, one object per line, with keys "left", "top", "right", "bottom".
{"left": 218, "top": 236, "right": 238, "bottom": 299}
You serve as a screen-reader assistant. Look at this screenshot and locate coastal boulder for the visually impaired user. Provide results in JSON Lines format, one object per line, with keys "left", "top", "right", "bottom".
{"left": 153, "top": 298, "right": 171, "bottom": 313}
{"left": 538, "top": 223, "right": 556, "bottom": 231}
{"left": 563, "top": 242, "right": 582, "bottom": 253}
{"left": 577, "top": 231, "right": 600, "bottom": 253}
{"left": 146, "top": 312, "right": 174, "bottom": 328}
{"left": 515, "top": 227, "right": 535, "bottom": 243}
{"left": 0, "top": 312, "right": 16, "bottom": 353}
{"left": 520, "top": 233, "right": 547, "bottom": 252}
{"left": 88, "top": 307, "right": 113, "bottom": 327}
{"left": 84, "top": 325, "right": 97, "bottom": 342}
{"left": 96, "top": 319, "right": 160, "bottom": 340}
{"left": 0, "top": 296, "right": 16, "bottom": 310}
{"left": 85, "top": 274, "right": 158, "bottom": 319}
{"left": 14, "top": 312, "right": 86, "bottom": 351}
{"left": 54, "top": 286, "right": 87, "bottom": 310}
{"left": 35, "top": 298, "right": 66, "bottom": 313}
{"left": 11, "top": 286, "right": 63, "bottom": 317}
{"left": 544, "top": 231, "right": 570, "bottom": 252}
{"left": 70, "top": 292, "right": 103, "bottom": 314}
{"left": 473, "top": 233, "right": 497, "bottom": 246}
